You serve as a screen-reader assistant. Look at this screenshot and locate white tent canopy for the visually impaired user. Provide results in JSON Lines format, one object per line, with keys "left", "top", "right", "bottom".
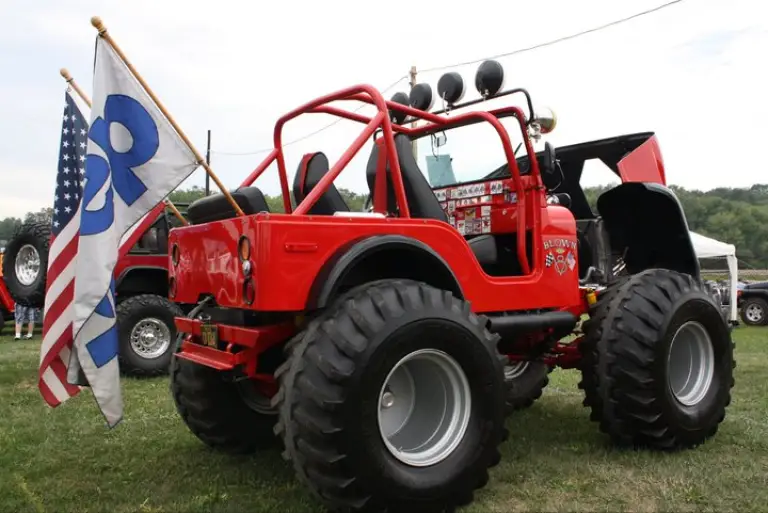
{"left": 690, "top": 231, "right": 738, "bottom": 322}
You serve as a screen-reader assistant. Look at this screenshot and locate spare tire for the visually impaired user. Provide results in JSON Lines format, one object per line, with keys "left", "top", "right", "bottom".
{"left": 2, "top": 221, "right": 51, "bottom": 308}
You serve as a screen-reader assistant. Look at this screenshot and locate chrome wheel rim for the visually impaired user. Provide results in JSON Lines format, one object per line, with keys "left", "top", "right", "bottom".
{"left": 667, "top": 321, "right": 715, "bottom": 407}
{"left": 15, "top": 244, "right": 40, "bottom": 286}
{"left": 377, "top": 348, "right": 471, "bottom": 467}
{"left": 504, "top": 361, "right": 530, "bottom": 380}
{"left": 129, "top": 318, "right": 172, "bottom": 359}
{"left": 745, "top": 304, "right": 764, "bottom": 323}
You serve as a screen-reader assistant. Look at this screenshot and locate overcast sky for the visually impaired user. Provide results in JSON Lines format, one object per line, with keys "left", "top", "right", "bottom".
{"left": 0, "top": 0, "right": 766, "bottom": 219}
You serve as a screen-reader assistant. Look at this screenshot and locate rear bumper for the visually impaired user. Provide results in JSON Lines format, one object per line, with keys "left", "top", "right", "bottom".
{"left": 173, "top": 317, "right": 296, "bottom": 373}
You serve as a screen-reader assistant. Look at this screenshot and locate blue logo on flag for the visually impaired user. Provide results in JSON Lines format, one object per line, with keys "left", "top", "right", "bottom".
{"left": 85, "top": 279, "right": 118, "bottom": 368}
{"left": 82, "top": 94, "right": 159, "bottom": 236}
{"left": 80, "top": 94, "right": 159, "bottom": 367}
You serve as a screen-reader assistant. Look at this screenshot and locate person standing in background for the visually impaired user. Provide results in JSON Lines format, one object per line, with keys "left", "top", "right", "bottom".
{"left": 14, "top": 303, "right": 36, "bottom": 340}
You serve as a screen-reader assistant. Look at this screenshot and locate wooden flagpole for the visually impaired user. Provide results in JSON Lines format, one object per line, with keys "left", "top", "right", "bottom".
{"left": 90, "top": 16, "right": 245, "bottom": 217}
{"left": 60, "top": 66, "right": 190, "bottom": 226}
{"left": 60, "top": 68, "right": 92, "bottom": 108}
{"left": 163, "top": 200, "right": 186, "bottom": 224}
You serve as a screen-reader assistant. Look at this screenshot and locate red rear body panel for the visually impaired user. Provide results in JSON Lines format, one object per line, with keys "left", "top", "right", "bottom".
{"left": 169, "top": 196, "right": 581, "bottom": 314}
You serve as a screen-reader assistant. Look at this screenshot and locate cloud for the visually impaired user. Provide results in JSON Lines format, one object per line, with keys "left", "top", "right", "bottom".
{"left": 0, "top": 0, "right": 766, "bottom": 218}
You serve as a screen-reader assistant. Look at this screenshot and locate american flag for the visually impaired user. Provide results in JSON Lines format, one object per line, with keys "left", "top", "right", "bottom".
{"left": 38, "top": 89, "right": 172, "bottom": 408}
{"left": 39, "top": 89, "right": 88, "bottom": 406}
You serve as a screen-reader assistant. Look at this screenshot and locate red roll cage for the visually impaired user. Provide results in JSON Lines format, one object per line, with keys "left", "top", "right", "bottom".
{"left": 237, "top": 85, "right": 545, "bottom": 276}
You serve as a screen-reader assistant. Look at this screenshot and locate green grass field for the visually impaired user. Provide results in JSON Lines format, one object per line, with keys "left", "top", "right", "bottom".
{"left": 1, "top": 326, "right": 767, "bottom": 513}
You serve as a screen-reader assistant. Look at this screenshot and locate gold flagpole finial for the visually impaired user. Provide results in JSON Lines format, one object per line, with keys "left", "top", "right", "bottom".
{"left": 60, "top": 68, "right": 73, "bottom": 83}
{"left": 91, "top": 16, "right": 107, "bottom": 35}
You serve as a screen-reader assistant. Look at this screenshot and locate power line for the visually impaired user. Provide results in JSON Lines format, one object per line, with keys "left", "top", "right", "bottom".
{"left": 419, "top": 0, "right": 684, "bottom": 73}
{"left": 211, "top": 75, "right": 409, "bottom": 156}
{"left": 211, "top": 0, "right": 683, "bottom": 156}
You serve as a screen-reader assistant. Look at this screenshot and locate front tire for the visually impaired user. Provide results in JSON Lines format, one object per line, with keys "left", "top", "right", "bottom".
{"left": 503, "top": 361, "right": 551, "bottom": 412}
{"left": 584, "top": 269, "right": 734, "bottom": 450}
{"left": 740, "top": 297, "right": 768, "bottom": 326}
{"left": 117, "top": 294, "right": 183, "bottom": 377}
{"left": 274, "top": 279, "right": 507, "bottom": 513}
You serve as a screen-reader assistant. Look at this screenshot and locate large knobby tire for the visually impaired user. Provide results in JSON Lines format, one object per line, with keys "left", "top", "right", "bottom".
{"left": 578, "top": 276, "right": 631, "bottom": 424}
{"left": 740, "top": 297, "right": 768, "bottom": 326}
{"left": 170, "top": 338, "right": 279, "bottom": 454}
{"left": 583, "top": 269, "right": 734, "bottom": 450}
{"left": 2, "top": 222, "right": 50, "bottom": 308}
{"left": 273, "top": 279, "right": 507, "bottom": 513}
{"left": 503, "top": 361, "right": 551, "bottom": 412}
{"left": 117, "top": 294, "right": 183, "bottom": 377}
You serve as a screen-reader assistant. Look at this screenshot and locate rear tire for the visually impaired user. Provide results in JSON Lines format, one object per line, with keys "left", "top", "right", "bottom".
{"left": 583, "top": 269, "right": 734, "bottom": 450}
{"left": 117, "top": 294, "right": 182, "bottom": 377}
{"left": 170, "top": 335, "right": 278, "bottom": 454}
{"left": 274, "top": 279, "right": 507, "bottom": 513}
{"left": 739, "top": 297, "right": 768, "bottom": 326}
{"left": 503, "top": 361, "right": 551, "bottom": 412}
{"left": 2, "top": 222, "right": 50, "bottom": 308}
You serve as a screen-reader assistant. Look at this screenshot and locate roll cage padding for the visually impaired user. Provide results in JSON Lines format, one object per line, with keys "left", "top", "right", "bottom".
{"left": 293, "top": 152, "right": 350, "bottom": 215}
{"left": 365, "top": 134, "right": 448, "bottom": 221}
{"left": 597, "top": 182, "right": 700, "bottom": 277}
{"left": 186, "top": 186, "right": 271, "bottom": 225}
{"left": 306, "top": 234, "right": 463, "bottom": 309}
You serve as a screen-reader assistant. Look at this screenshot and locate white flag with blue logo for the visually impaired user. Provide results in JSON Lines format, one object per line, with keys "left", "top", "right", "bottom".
{"left": 73, "top": 36, "right": 199, "bottom": 426}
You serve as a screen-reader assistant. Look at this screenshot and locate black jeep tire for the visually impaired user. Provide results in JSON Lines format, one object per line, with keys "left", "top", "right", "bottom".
{"left": 170, "top": 335, "right": 279, "bottom": 454}
{"left": 117, "top": 294, "right": 183, "bottom": 377}
{"left": 503, "top": 361, "right": 551, "bottom": 412}
{"left": 578, "top": 276, "right": 631, "bottom": 424}
{"left": 2, "top": 222, "right": 50, "bottom": 308}
{"left": 274, "top": 279, "right": 507, "bottom": 513}
{"left": 583, "top": 269, "right": 734, "bottom": 450}
{"left": 739, "top": 297, "right": 768, "bottom": 326}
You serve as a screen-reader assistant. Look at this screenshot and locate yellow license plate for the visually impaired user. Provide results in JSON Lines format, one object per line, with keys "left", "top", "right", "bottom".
{"left": 200, "top": 323, "right": 219, "bottom": 348}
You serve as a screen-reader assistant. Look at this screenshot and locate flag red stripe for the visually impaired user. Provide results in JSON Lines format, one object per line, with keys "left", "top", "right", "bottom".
{"left": 39, "top": 377, "right": 61, "bottom": 407}
{"left": 42, "top": 280, "right": 74, "bottom": 335}
{"left": 40, "top": 321, "right": 75, "bottom": 378}
{"left": 44, "top": 234, "right": 79, "bottom": 295}
{"left": 49, "top": 354, "right": 81, "bottom": 396}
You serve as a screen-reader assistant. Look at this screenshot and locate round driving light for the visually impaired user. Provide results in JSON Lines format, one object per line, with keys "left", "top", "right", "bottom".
{"left": 238, "top": 236, "right": 251, "bottom": 261}
{"left": 533, "top": 106, "right": 557, "bottom": 134}
{"left": 409, "top": 83, "right": 434, "bottom": 111}
{"left": 389, "top": 92, "right": 409, "bottom": 124}
{"left": 475, "top": 60, "right": 505, "bottom": 98}
{"left": 437, "top": 72, "right": 466, "bottom": 105}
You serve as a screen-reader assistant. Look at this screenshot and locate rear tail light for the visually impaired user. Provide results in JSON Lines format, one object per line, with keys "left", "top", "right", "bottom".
{"left": 238, "top": 236, "right": 251, "bottom": 261}
{"left": 243, "top": 277, "right": 255, "bottom": 305}
{"left": 171, "top": 243, "right": 180, "bottom": 266}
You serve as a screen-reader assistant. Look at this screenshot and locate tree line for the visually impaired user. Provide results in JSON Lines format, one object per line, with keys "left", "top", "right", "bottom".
{"left": 3, "top": 184, "right": 766, "bottom": 269}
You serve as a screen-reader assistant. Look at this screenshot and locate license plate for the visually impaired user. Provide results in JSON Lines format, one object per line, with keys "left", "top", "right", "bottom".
{"left": 200, "top": 322, "right": 219, "bottom": 348}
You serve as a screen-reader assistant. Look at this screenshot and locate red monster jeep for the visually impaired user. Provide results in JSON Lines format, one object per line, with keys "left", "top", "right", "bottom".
{"left": 2, "top": 205, "right": 190, "bottom": 375}
{"left": 168, "top": 61, "right": 734, "bottom": 513}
